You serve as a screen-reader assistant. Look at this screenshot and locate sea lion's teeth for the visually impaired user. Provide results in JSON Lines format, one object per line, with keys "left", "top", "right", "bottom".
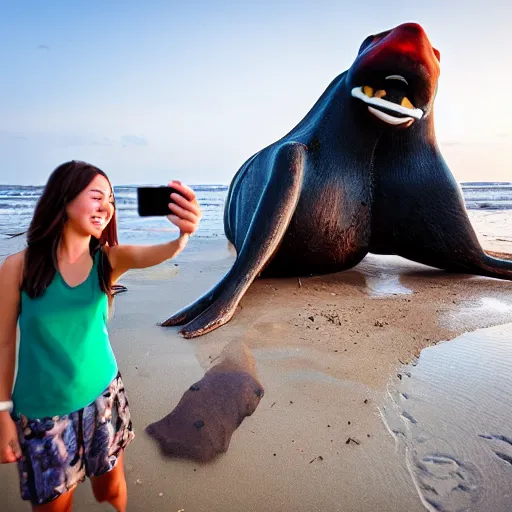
{"left": 368, "top": 107, "right": 414, "bottom": 126}
{"left": 401, "top": 97, "right": 414, "bottom": 109}
{"left": 374, "top": 89, "right": 386, "bottom": 98}
{"left": 363, "top": 85, "right": 374, "bottom": 97}
{"left": 350, "top": 87, "right": 423, "bottom": 121}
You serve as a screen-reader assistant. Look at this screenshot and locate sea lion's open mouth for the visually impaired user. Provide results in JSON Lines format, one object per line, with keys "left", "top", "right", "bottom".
{"left": 351, "top": 74, "right": 424, "bottom": 126}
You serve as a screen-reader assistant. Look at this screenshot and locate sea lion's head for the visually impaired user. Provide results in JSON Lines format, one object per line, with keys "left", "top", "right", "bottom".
{"left": 347, "top": 23, "right": 440, "bottom": 128}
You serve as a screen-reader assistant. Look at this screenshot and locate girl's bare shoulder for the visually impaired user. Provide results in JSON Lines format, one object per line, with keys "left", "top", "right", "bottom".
{"left": 0, "top": 249, "right": 26, "bottom": 286}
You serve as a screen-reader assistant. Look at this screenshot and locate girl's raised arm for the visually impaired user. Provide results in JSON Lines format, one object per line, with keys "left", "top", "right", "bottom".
{"left": 107, "top": 181, "right": 201, "bottom": 282}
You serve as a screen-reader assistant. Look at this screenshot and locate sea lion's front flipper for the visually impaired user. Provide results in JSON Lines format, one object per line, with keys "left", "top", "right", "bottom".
{"left": 162, "top": 142, "right": 306, "bottom": 338}
{"left": 159, "top": 274, "right": 232, "bottom": 327}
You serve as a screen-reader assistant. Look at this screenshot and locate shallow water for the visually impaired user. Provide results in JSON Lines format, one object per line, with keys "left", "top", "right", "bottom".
{"left": 357, "top": 255, "right": 417, "bottom": 296}
{"left": 440, "top": 295, "right": 512, "bottom": 332}
{"left": 380, "top": 323, "right": 512, "bottom": 511}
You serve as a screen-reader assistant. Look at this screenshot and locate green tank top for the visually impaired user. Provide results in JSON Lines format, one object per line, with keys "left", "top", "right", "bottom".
{"left": 12, "top": 249, "right": 118, "bottom": 418}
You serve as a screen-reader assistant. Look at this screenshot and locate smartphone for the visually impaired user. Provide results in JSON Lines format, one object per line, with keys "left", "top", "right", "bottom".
{"left": 137, "top": 186, "right": 182, "bottom": 217}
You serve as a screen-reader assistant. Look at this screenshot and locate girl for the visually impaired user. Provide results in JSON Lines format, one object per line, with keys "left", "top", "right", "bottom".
{"left": 0, "top": 161, "right": 202, "bottom": 511}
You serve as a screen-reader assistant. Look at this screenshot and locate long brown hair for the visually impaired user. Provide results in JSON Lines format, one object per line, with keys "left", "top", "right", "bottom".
{"left": 22, "top": 160, "right": 118, "bottom": 299}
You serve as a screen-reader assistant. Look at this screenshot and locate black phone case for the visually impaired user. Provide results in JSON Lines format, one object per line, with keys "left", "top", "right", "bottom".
{"left": 137, "top": 186, "right": 181, "bottom": 217}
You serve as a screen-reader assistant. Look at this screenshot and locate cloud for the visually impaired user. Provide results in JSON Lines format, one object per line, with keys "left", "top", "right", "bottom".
{"left": 90, "top": 138, "right": 114, "bottom": 146}
{"left": 0, "top": 131, "right": 148, "bottom": 150}
{"left": 37, "top": 44, "right": 50, "bottom": 51}
{"left": 58, "top": 135, "right": 95, "bottom": 147}
{"left": 121, "top": 135, "right": 148, "bottom": 147}
{"left": 58, "top": 135, "right": 118, "bottom": 147}
{"left": 0, "top": 130, "right": 28, "bottom": 141}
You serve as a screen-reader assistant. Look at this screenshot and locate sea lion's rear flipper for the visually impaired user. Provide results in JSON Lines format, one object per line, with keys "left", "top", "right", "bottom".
{"left": 396, "top": 216, "right": 512, "bottom": 281}
{"left": 485, "top": 250, "right": 512, "bottom": 260}
{"left": 371, "top": 143, "right": 512, "bottom": 280}
{"left": 480, "top": 253, "right": 512, "bottom": 278}
{"left": 161, "top": 142, "right": 306, "bottom": 338}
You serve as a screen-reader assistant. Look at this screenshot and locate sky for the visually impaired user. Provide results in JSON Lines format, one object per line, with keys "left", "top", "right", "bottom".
{"left": 0, "top": 0, "right": 511, "bottom": 186}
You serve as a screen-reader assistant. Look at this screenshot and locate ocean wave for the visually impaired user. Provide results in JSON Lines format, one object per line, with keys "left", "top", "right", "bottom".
{"left": 466, "top": 201, "right": 512, "bottom": 210}
{"left": 0, "top": 183, "right": 510, "bottom": 240}
{"left": 461, "top": 182, "right": 512, "bottom": 188}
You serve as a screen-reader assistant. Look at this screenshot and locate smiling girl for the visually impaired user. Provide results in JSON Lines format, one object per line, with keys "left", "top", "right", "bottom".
{"left": 0, "top": 161, "right": 201, "bottom": 511}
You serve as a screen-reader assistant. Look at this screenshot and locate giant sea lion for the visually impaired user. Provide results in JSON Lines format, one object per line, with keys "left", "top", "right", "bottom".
{"left": 162, "top": 22, "right": 512, "bottom": 338}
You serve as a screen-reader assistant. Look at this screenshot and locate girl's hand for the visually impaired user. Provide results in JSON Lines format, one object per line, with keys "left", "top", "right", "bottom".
{"left": 166, "top": 181, "right": 202, "bottom": 236}
{"left": 0, "top": 413, "right": 21, "bottom": 464}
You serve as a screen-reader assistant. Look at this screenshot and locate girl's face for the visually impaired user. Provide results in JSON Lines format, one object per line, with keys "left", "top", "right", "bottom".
{"left": 65, "top": 175, "right": 115, "bottom": 238}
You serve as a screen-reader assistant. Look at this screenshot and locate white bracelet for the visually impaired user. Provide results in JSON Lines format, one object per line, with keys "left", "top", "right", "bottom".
{"left": 0, "top": 400, "right": 13, "bottom": 412}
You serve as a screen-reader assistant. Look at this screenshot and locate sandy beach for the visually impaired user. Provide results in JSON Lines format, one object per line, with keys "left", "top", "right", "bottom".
{"left": 1, "top": 209, "right": 512, "bottom": 511}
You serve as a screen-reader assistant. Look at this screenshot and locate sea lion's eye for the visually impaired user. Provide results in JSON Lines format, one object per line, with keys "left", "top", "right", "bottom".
{"left": 359, "top": 32, "right": 387, "bottom": 54}
{"left": 359, "top": 35, "right": 375, "bottom": 53}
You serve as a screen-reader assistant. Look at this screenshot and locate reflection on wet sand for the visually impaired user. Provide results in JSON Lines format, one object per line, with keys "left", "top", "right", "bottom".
{"left": 380, "top": 323, "right": 512, "bottom": 512}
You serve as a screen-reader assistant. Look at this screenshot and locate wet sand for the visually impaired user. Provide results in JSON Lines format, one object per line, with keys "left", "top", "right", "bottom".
{"left": 1, "top": 210, "right": 511, "bottom": 511}
{"left": 381, "top": 323, "right": 512, "bottom": 511}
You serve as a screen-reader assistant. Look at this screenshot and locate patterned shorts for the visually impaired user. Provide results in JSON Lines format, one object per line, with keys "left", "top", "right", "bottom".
{"left": 12, "top": 372, "right": 135, "bottom": 505}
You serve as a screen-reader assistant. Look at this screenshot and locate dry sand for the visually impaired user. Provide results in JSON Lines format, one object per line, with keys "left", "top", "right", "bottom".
{"left": 1, "top": 209, "right": 511, "bottom": 511}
